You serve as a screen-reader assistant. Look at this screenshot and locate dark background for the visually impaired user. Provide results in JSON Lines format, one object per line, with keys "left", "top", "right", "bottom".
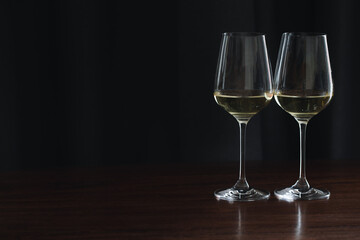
{"left": 0, "top": 0, "right": 357, "bottom": 171}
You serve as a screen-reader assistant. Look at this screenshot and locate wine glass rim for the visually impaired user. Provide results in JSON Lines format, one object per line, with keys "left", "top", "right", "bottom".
{"left": 284, "top": 32, "right": 327, "bottom": 37}
{"left": 222, "top": 32, "right": 265, "bottom": 37}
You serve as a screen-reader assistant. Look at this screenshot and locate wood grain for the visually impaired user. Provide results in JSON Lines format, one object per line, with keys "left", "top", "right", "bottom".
{"left": 0, "top": 161, "right": 358, "bottom": 239}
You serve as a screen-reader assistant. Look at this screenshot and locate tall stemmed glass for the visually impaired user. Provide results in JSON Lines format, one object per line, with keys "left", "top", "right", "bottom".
{"left": 274, "top": 32, "right": 333, "bottom": 201}
{"left": 214, "top": 32, "right": 273, "bottom": 201}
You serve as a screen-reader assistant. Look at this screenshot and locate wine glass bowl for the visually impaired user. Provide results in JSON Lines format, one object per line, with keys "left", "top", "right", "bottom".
{"left": 275, "top": 91, "right": 332, "bottom": 123}
{"left": 213, "top": 32, "right": 273, "bottom": 201}
{"left": 214, "top": 90, "right": 273, "bottom": 123}
{"left": 274, "top": 32, "right": 333, "bottom": 201}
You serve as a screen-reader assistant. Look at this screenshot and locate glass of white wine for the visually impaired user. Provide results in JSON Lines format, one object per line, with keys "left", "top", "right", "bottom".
{"left": 274, "top": 32, "right": 333, "bottom": 201}
{"left": 214, "top": 32, "right": 273, "bottom": 201}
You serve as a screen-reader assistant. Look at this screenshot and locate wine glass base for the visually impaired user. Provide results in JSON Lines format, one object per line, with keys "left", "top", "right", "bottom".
{"left": 274, "top": 187, "right": 330, "bottom": 201}
{"left": 214, "top": 187, "right": 270, "bottom": 202}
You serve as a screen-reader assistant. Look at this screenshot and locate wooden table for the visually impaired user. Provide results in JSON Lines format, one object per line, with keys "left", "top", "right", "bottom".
{"left": 0, "top": 161, "right": 359, "bottom": 239}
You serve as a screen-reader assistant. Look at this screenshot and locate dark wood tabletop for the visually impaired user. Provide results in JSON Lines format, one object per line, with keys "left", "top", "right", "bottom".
{"left": 0, "top": 160, "right": 359, "bottom": 239}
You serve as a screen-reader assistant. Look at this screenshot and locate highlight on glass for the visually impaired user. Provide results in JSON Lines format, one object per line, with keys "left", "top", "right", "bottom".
{"left": 273, "top": 32, "right": 333, "bottom": 201}
{"left": 213, "top": 32, "right": 273, "bottom": 201}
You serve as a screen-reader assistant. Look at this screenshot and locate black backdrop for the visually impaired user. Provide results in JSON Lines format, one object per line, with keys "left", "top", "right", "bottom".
{"left": 0, "top": 0, "right": 358, "bottom": 171}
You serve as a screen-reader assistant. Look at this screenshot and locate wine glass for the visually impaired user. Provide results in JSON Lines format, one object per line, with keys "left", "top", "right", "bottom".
{"left": 214, "top": 32, "right": 273, "bottom": 201}
{"left": 274, "top": 32, "right": 333, "bottom": 201}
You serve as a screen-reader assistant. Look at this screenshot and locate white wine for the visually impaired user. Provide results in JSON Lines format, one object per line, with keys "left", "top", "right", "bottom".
{"left": 214, "top": 91, "right": 273, "bottom": 122}
{"left": 275, "top": 94, "right": 332, "bottom": 121}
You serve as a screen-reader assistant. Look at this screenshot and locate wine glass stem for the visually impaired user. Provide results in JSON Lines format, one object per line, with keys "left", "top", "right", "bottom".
{"left": 295, "top": 122, "right": 310, "bottom": 191}
{"left": 233, "top": 122, "right": 250, "bottom": 191}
